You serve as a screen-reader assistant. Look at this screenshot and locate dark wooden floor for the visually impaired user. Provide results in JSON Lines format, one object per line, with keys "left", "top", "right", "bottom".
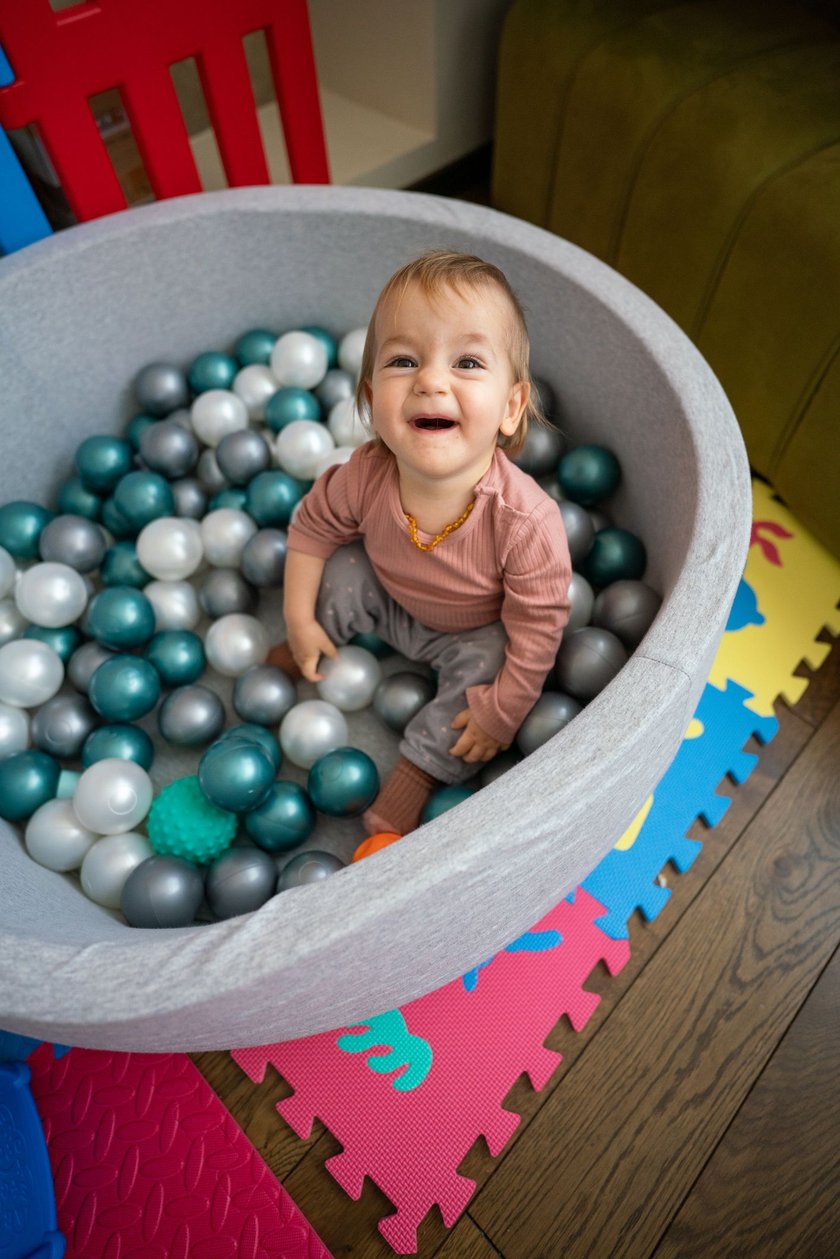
{"left": 193, "top": 160, "right": 840, "bottom": 1257}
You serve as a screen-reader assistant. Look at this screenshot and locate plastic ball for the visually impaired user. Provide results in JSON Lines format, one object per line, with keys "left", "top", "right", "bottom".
{"left": 215, "top": 429, "right": 272, "bottom": 485}
{"left": 274, "top": 419, "right": 335, "bottom": 480}
{"left": 312, "top": 446, "right": 354, "bottom": 479}
{"left": 516, "top": 691, "right": 582, "bottom": 756}
{"left": 232, "top": 364, "right": 279, "bottom": 420}
{"left": 0, "top": 639, "right": 64, "bottom": 708}
{"left": 201, "top": 508, "right": 257, "bottom": 568}
{"left": 0, "top": 546, "right": 15, "bottom": 598}
{"left": 315, "top": 645, "right": 382, "bottom": 712}
{"left": 308, "top": 747, "right": 379, "bottom": 817}
{"left": 15, "top": 561, "right": 88, "bottom": 628}
{"left": 316, "top": 368, "right": 354, "bottom": 411}
{"left": 113, "top": 470, "right": 176, "bottom": 530}
{"left": 240, "top": 529, "right": 287, "bottom": 587}
{"left": 73, "top": 757, "right": 153, "bottom": 834}
{"left": 198, "top": 568, "right": 257, "bottom": 619}
{"left": 135, "top": 517, "right": 204, "bottom": 582}
{"left": 56, "top": 769, "right": 81, "bottom": 799}
{"left": 88, "top": 655, "right": 161, "bottom": 722}
{"left": 300, "top": 325, "right": 338, "bottom": 369}
{"left": 373, "top": 671, "right": 436, "bottom": 734}
{"left": 75, "top": 436, "right": 133, "bottom": 494}
{"left": 143, "top": 629, "right": 205, "bottom": 688}
{"left": 0, "top": 501, "right": 54, "bottom": 560}
{"left": 420, "top": 785, "right": 475, "bottom": 824}
{"left": 233, "top": 664, "right": 297, "bottom": 726}
{"left": 583, "top": 527, "right": 647, "bottom": 586}
{"left": 554, "top": 627, "right": 629, "bottom": 703}
{"left": 191, "top": 389, "right": 249, "bottom": 447}
{"left": 558, "top": 500, "right": 595, "bottom": 568}
{"left": 31, "top": 694, "right": 98, "bottom": 759}
{"left": 478, "top": 748, "right": 522, "bottom": 786}
{"left": 39, "top": 514, "right": 106, "bottom": 573}
{"left": 592, "top": 580, "right": 662, "bottom": 649}
{"left": 557, "top": 444, "right": 621, "bottom": 506}
{"left": 85, "top": 586, "right": 156, "bottom": 649}
{"left": 138, "top": 419, "right": 199, "bottom": 480}
{"left": 22, "top": 624, "right": 81, "bottom": 663}
{"left": 82, "top": 723, "right": 154, "bottom": 770}
{"left": 349, "top": 631, "right": 393, "bottom": 658}
{"left": 327, "top": 398, "right": 368, "bottom": 448}
{"left": 244, "top": 780, "right": 315, "bottom": 852}
{"left": 245, "top": 470, "right": 302, "bottom": 527}
{"left": 277, "top": 849, "right": 345, "bottom": 891}
{"left": 270, "top": 330, "right": 328, "bottom": 390}
{"left": 196, "top": 448, "right": 227, "bottom": 492}
{"left": 25, "top": 797, "right": 99, "bottom": 871}
{"left": 135, "top": 362, "right": 189, "bottom": 416}
{"left": 0, "top": 749, "right": 60, "bottom": 820}
{"left": 171, "top": 477, "right": 208, "bottom": 520}
{"left": 352, "top": 831, "right": 401, "bottom": 862}
{"left": 265, "top": 386, "right": 320, "bottom": 432}
{"left": 204, "top": 613, "right": 269, "bottom": 677}
{"left": 205, "top": 847, "right": 278, "bottom": 919}
{"left": 158, "top": 684, "right": 226, "bottom": 746}
{"left": 0, "top": 598, "right": 27, "bottom": 645}
{"left": 147, "top": 774, "right": 237, "bottom": 862}
{"left": 80, "top": 831, "right": 154, "bottom": 908}
{"left": 234, "top": 328, "right": 276, "bottom": 367}
{"left": 120, "top": 854, "right": 205, "bottom": 928}
{"left": 68, "top": 641, "right": 114, "bottom": 694}
{"left": 512, "top": 422, "right": 565, "bottom": 477}
{"left": 188, "top": 350, "right": 238, "bottom": 394}
{"left": 566, "top": 571, "right": 595, "bottom": 633}
{"left": 0, "top": 701, "right": 30, "bottom": 759}
{"left": 209, "top": 488, "right": 248, "bottom": 512}
{"left": 100, "top": 541, "right": 150, "bottom": 588}
{"left": 125, "top": 414, "right": 156, "bottom": 450}
{"left": 219, "top": 723, "right": 282, "bottom": 771}
{"left": 338, "top": 327, "right": 367, "bottom": 376}
{"left": 279, "top": 699, "right": 348, "bottom": 770}
{"left": 57, "top": 477, "right": 103, "bottom": 521}
{"left": 100, "top": 495, "right": 135, "bottom": 539}
{"left": 143, "top": 579, "right": 201, "bottom": 631}
{"left": 198, "top": 738, "right": 275, "bottom": 813}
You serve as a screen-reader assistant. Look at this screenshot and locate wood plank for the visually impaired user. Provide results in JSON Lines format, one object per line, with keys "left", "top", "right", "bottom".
{"left": 471, "top": 701, "right": 840, "bottom": 1259}
{"left": 788, "top": 633, "right": 840, "bottom": 728}
{"left": 655, "top": 943, "right": 840, "bottom": 1259}
{"left": 438, "top": 1216, "right": 504, "bottom": 1258}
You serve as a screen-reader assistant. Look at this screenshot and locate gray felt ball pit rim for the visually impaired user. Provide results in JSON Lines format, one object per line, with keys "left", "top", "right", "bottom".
{"left": 0, "top": 187, "right": 751, "bottom": 1050}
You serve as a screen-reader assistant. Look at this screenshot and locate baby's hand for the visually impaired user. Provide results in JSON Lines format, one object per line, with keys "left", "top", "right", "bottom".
{"left": 449, "top": 709, "right": 509, "bottom": 764}
{"left": 287, "top": 620, "right": 337, "bottom": 682}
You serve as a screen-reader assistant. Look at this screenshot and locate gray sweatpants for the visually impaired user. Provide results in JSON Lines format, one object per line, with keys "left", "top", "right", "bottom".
{"left": 315, "top": 542, "right": 508, "bottom": 784}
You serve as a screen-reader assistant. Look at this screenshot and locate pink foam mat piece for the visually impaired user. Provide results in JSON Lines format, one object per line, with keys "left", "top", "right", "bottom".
{"left": 27, "top": 1043, "right": 333, "bottom": 1259}
{"left": 233, "top": 888, "right": 628, "bottom": 1253}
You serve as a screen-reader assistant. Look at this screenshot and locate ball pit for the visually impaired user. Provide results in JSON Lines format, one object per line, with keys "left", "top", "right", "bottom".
{"left": 0, "top": 188, "right": 750, "bottom": 1050}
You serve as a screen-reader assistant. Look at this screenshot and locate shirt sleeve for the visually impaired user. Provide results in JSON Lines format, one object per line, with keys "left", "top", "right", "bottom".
{"left": 466, "top": 500, "right": 571, "bottom": 744}
{"left": 286, "top": 448, "right": 367, "bottom": 559}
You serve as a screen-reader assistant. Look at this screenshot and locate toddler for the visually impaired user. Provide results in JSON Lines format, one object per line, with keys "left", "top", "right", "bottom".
{"left": 270, "top": 250, "right": 571, "bottom": 836}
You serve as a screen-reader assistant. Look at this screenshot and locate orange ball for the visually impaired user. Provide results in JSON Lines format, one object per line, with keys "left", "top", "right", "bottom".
{"left": 352, "top": 831, "right": 401, "bottom": 862}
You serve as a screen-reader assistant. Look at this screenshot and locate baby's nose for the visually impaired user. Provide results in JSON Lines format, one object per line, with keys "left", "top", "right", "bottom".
{"left": 415, "top": 363, "right": 448, "bottom": 393}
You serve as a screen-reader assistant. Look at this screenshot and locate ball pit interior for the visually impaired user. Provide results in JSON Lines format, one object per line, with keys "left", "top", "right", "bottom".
{"left": 0, "top": 187, "right": 750, "bottom": 1050}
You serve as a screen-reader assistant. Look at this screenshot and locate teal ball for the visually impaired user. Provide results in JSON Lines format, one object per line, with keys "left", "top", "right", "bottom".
{"left": 88, "top": 655, "right": 161, "bottom": 722}
{"left": 583, "top": 527, "right": 647, "bottom": 586}
{"left": 23, "top": 624, "right": 81, "bottom": 663}
{"left": 101, "top": 495, "right": 136, "bottom": 539}
{"left": 198, "top": 739, "right": 275, "bottom": 813}
{"left": 245, "top": 470, "right": 302, "bottom": 527}
{"left": 220, "top": 723, "right": 282, "bottom": 771}
{"left": 245, "top": 780, "right": 315, "bottom": 852}
{"left": 144, "top": 630, "right": 206, "bottom": 687}
{"left": 349, "top": 631, "right": 394, "bottom": 659}
{"left": 0, "top": 501, "right": 54, "bottom": 559}
{"left": 82, "top": 723, "right": 155, "bottom": 770}
{"left": 308, "top": 747, "right": 379, "bottom": 817}
{"left": 85, "top": 586, "right": 156, "bottom": 649}
{"left": 75, "top": 435, "right": 134, "bottom": 494}
{"left": 57, "top": 477, "right": 103, "bottom": 521}
{"left": 112, "top": 470, "right": 175, "bottom": 529}
{"left": 189, "top": 350, "right": 238, "bottom": 394}
{"left": 300, "top": 325, "right": 338, "bottom": 369}
{"left": 557, "top": 445, "right": 621, "bottom": 507}
{"left": 234, "top": 328, "right": 277, "bottom": 367}
{"left": 265, "top": 387, "right": 321, "bottom": 432}
{"left": 100, "top": 541, "right": 150, "bottom": 588}
{"left": 0, "top": 749, "right": 60, "bottom": 821}
{"left": 209, "top": 488, "right": 248, "bottom": 512}
{"left": 420, "top": 784, "right": 476, "bottom": 824}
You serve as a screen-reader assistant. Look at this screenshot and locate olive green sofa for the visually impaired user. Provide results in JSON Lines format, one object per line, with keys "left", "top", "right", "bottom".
{"left": 494, "top": 0, "right": 840, "bottom": 557}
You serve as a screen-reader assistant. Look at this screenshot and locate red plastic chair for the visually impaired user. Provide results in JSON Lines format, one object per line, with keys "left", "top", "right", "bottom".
{"left": 0, "top": 0, "right": 330, "bottom": 225}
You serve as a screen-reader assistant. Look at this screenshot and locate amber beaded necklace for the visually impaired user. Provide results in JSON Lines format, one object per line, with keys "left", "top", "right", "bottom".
{"left": 404, "top": 499, "right": 475, "bottom": 552}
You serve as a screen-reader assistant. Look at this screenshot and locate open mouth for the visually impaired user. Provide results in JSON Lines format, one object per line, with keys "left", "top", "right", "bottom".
{"left": 410, "top": 417, "right": 457, "bottom": 432}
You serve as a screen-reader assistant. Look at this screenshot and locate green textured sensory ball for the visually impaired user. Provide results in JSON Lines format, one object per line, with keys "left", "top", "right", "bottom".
{"left": 147, "top": 774, "right": 237, "bottom": 864}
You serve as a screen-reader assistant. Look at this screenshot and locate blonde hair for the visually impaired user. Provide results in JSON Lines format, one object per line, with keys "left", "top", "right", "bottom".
{"left": 355, "top": 249, "right": 547, "bottom": 457}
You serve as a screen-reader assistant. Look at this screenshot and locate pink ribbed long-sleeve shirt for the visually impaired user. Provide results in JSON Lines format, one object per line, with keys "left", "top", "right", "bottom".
{"left": 287, "top": 442, "right": 571, "bottom": 743}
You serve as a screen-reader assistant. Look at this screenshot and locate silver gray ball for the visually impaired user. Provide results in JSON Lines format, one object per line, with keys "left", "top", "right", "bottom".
{"left": 315, "top": 368, "right": 354, "bottom": 411}
{"left": 206, "top": 847, "right": 277, "bottom": 919}
{"left": 558, "top": 500, "right": 595, "bottom": 568}
{"left": 198, "top": 568, "right": 257, "bottom": 618}
{"left": 516, "top": 691, "right": 582, "bottom": 756}
{"left": 215, "top": 429, "right": 271, "bottom": 486}
{"left": 120, "top": 854, "right": 205, "bottom": 928}
{"left": 592, "top": 580, "right": 661, "bottom": 649}
{"left": 512, "top": 422, "right": 564, "bottom": 478}
{"left": 277, "top": 849, "right": 345, "bottom": 891}
{"left": 39, "top": 515, "right": 107, "bottom": 573}
{"left": 139, "top": 419, "right": 199, "bottom": 479}
{"left": 158, "top": 684, "right": 226, "bottom": 746}
{"left": 240, "top": 529, "right": 287, "bottom": 587}
{"left": 233, "top": 664, "right": 297, "bottom": 725}
{"left": 567, "top": 571, "right": 595, "bottom": 633}
{"left": 134, "top": 362, "right": 190, "bottom": 417}
{"left": 171, "top": 478, "right": 208, "bottom": 519}
{"left": 196, "top": 449, "right": 227, "bottom": 492}
{"left": 478, "top": 748, "right": 522, "bottom": 786}
{"left": 554, "top": 627, "right": 628, "bottom": 703}
{"left": 372, "top": 671, "right": 436, "bottom": 734}
{"left": 588, "top": 508, "right": 611, "bottom": 534}
{"left": 31, "top": 694, "right": 99, "bottom": 758}
{"left": 68, "top": 641, "right": 114, "bottom": 694}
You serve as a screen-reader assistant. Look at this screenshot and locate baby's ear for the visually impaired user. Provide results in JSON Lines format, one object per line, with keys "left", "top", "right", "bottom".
{"left": 500, "top": 380, "right": 529, "bottom": 436}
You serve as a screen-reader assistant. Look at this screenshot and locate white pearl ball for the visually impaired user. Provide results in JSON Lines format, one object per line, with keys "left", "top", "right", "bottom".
{"left": 0, "top": 598, "right": 27, "bottom": 645}
{"left": 204, "top": 613, "right": 269, "bottom": 676}
{"left": 136, "top": 517, "right": 204, "bottom": 581}
{"left": 316, "top": 645, "right": 383, "bottom": 712}
{"left": 279, "top": 699, "right": 348, "bottom": 770}
{"left": 0, "top": 639, "right": 64, "bottom": 707}
{"left": 191, "top": 389, "right": 249, "bottom": 447}
{"left": 80, "top": 831, "right": 154, "bottom": 908}
{"left": 15, "top": 561, "right": 89, "bottom": 628}
{"left": 232, "top": 364, "right": 279, "bottom": 420}
{"left": 270, "top": 331, "right": 328, "bottom": 390}
{"left": 327, "top": 397, "right": 368, "bottom": 448}
{"left": 0, "top": 701, "right": 30, "bottom": 757}
{"left": 25, "top": 797, "right": 100, "bottom": 871}
{"left": 144, "top": 579, "right": 201, "bottom": 631}
{"left": 0, "top": 546, "right": 16, "bottom": 598}
{"left": 274, "top": 420, "right": 335, "bottom": 480}
{"left": 73, "top": 758, "right": 153, "bottom": 835}
{"left": 338, "top": 327, "right": 367, "bottom": 376}
{"left": 200, "top": 508, "right": 257, "bottom": 568}
{"left": 312, "top": 446, "right": 355, "bottom": 479}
